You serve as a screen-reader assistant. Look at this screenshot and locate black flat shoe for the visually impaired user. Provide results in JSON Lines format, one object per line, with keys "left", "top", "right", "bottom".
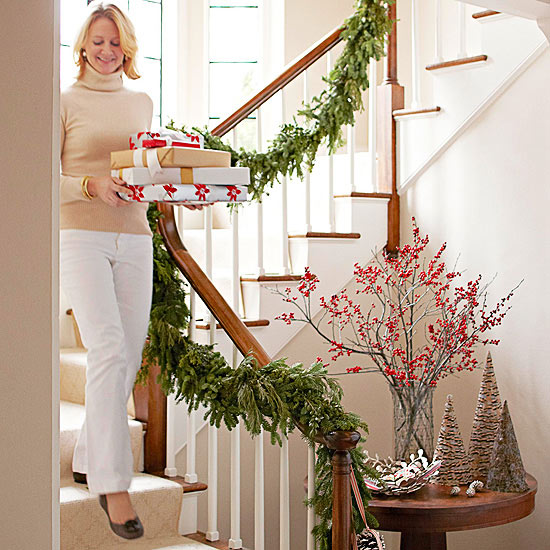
{"left": 73, "top": 472, "right": 87, "bottom": 485}
{"left": 98, "top": 494, "right": 144, "bottom": 540}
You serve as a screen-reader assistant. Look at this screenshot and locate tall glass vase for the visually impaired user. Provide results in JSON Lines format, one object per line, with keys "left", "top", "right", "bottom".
{"left": 389, "top": 385, "right": 435, "bottom": 461}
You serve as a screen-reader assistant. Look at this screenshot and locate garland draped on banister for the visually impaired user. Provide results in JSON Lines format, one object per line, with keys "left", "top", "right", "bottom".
{"left": 141, "top": 1, "right": 393, "bottom": 548}
{"left": 167, "top": 0, "right": 392, "bottom": 201}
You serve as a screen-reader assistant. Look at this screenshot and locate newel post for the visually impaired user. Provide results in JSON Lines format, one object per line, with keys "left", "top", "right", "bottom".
{"left": 377, "top": 1, "right": 404, "bottom": 254}
{"left": 133, "top": 361, "right": 167, "bottom": 476}
{"left": 325, "top": 430, "right": 361, "bottom": 550}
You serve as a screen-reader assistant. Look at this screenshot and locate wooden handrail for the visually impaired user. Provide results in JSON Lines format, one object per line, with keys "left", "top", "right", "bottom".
{"left": 211, "top": 25, "right": 345, "bottom": 138}
{"left": 156, "top": 203, "right": 271, "bottom": 367}
{"left": 152, "top": 11, "right": 393, "bottom": 548}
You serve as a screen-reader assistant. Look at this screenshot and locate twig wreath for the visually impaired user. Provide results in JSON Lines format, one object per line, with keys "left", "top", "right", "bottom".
{"left": 141, "top": 1, "right": 392, "bottom": 547}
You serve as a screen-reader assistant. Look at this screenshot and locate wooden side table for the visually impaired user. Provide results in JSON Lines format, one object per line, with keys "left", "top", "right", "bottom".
{"left": 368, "top": 474, "right": 537, "bottom": 550}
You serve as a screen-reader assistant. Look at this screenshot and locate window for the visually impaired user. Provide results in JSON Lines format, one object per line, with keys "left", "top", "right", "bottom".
{"left": 60, "top": 0, "right": 163, "bottom": 127}
{"left": 208, "top": 0, "right": 260, "bottom": 149}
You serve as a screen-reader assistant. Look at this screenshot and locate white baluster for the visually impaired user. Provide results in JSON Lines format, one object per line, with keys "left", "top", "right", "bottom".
{"left": 205, "top": 206, "right": 216, "bottom": 337}
{"left": 281, "top": 89, "right": 290, "bottom": 274}
{"left": 458, "top": 2, "right": 467, "bottom": 58}
{"left": 348, "top": 124, "right": 356, "bottom": 193}
{"left": 368, "top": 61, "right": 378, "bottom": 192}
{"left": 204, "top": 205, "right": 219, "bottom": 542}
{"left": 229, "top": 201, "right": 242, "bottom": 549}
{"left": 411, "top": 0, "right": 421, "bottom": 109}
{"left": 327, "top": 53, "right": 335, "bottom": 232}
{"left": 256, "top": 108, "right": 265, "bottom": 276}
{"left": 435, "top": 0, "right": 443, "bottom": 63}
{"left": 280, "top": 437, "right": 290, "bottom": 550}
{"left": 185, "top": 408, "right": 198, "bottom": 483}
{"left": 232, "top": 209, "right": 240, "bottom": 314}
{"left": 307, "top": 446, "right": 316, "bottom": 550}
{"left": 229, "top": 416, "right": 242, "bottom": 548}
{"left": 206, "top": 424, "right": 219, "bottom": 541}
{"left": 205, "top": 206, "right": 213, "bottom": 279}
{"left": 188, "top": 287, "right": 196, "bottom": 341}
{"left": 303, "top": 71, "right": 312, "bottom": 233}
{"left": 186, "top": 288, "right": 198, "bottom": 483}
{"left": 164, "top": 394, "right": 178, "bottom": 477}
{"left": 255, "top": 431, "right": 265, "bottom": 550}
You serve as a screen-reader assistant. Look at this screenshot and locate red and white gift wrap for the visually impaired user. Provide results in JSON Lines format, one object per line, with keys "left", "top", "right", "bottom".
{"left": 120, "top": 183, "right": 247, "bottom": 204}
{"left": 112, "top": 166, "right": 250, "bottom": 186}
{"left": 129, "top": 130, "right": 204, "bottom": 150}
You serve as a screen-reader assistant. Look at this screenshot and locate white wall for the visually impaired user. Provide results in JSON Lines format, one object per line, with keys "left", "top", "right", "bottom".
{"left": 281, "top": 39, "right": 550, "bottom": 550}
{"left": 400, "top": 46, "right": 550, "bottom": 550}
{"left": 0, "top": 1, "right": 58, "bottom": 548}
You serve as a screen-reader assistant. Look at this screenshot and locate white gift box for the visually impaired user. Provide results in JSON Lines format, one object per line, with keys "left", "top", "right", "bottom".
{"left": 129, "top": 129, "right": 204, "bottom": 150}
{"left": 119, "top": 183, "right": 247, "bottom": 203}
{"left": 112, "top": 166, "right": 250, "bottom": 186}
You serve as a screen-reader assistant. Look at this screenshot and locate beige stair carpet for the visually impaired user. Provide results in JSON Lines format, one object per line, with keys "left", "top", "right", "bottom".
{"left": 101, "top": 535, "right": 213, "bottom": 549}
{"left": 60, "top": 347, "right": 136, "bottom": 416}
{"left": 61, "top": 474, "right": 184, "bottom": 550}
{"left": 60, "top": 400, "right": 143, "bottom": 481}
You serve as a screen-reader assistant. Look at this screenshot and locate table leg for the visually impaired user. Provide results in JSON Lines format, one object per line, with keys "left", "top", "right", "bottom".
{"left": 400, "top": 531, "right": 447, "bottom": 550}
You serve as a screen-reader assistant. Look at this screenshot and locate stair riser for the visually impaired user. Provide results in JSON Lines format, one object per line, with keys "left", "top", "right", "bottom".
{"left": 60, "top": 350, "right": 136, "bottom": 416}
{"left": 60, "top": 425, "right": 143, "bottom": 481}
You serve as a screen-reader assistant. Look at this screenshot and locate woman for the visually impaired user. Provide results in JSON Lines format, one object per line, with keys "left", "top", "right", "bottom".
{"left": 60, "top": 2, "right": 154, "bottom": 539}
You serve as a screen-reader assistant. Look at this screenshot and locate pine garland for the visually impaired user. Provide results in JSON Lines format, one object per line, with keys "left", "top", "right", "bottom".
{"left": 167, "top": 0, "right": 393, "bottom": 201}
{"left": 142, "top": 205, "right": 377, "bottom": 549}
{"left": 143, "top": 0, "right": 392, "bottom": 546}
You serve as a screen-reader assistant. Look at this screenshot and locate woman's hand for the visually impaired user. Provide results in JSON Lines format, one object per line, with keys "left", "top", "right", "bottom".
{"left": 86, "top": 176, "right": 131, "bottom": 207}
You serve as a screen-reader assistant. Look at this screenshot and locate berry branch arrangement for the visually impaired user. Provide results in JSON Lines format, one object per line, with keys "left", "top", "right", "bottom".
{"left": 275, "top": 218, "right": 520, "bottom": 390}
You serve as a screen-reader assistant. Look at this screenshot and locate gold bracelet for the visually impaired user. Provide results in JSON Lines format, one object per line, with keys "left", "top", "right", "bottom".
{"left": 81, "top": 176, "right": 93, "bottom": 200}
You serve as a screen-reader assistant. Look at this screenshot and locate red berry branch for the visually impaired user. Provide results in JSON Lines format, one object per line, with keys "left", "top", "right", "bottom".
{"left": 275, "top": 219, "right": 520, "bottom": 391}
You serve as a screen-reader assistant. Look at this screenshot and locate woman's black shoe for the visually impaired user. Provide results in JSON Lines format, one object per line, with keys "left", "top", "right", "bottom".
{"left": 73, "top": 471, "right": 87, "bottom": 485}
{"left": 98, "top": 494, "right": 144, "bottom": 540}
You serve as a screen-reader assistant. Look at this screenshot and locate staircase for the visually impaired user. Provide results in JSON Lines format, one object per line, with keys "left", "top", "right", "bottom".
{"left": 57, "top": 2, "right": 550, "bottom": 549}
{"left": 59, "top": 347, "right": 211, "bottom": 550}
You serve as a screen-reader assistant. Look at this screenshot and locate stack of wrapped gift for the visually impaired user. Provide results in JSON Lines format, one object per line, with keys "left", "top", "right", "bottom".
{"left": 110, "top": 130, "right": 249, "bottom": 204}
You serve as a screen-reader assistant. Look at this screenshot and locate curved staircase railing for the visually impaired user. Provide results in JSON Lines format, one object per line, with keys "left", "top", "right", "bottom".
{"left": 142, "top": 6, "right": 402, "bottom": 549}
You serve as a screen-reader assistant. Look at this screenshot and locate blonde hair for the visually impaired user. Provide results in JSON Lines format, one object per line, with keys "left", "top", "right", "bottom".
{"left": 73, "top": 2, "right": 140, "bottom": 80}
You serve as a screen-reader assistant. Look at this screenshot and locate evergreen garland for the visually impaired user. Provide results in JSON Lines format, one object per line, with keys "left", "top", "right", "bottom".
{"left": 142, "top": 203, "right": 378, "bottom": 549}
{"left": 142, "top": 0, "right": 392, "bottom": 546}
{"left": 167, "top": 0, "right": 393, "bottom": 201}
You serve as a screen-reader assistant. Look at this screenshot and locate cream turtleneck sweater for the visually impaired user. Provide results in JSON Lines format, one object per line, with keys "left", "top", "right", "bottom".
{"left": 60, "top": 63, "right": 153, "bottom": 235}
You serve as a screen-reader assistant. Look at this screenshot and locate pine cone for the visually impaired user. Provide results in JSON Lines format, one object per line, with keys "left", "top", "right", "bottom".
{"left": 357, "top": 529, "right": 385, "bottom": 550}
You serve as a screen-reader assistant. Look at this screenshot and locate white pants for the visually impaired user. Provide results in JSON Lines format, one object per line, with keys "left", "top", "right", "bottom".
{"left": 60, "top": 229, "right": 153, "bottom": 494}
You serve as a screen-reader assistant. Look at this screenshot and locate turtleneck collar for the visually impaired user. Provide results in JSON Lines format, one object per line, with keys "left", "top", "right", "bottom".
{"left": 76, "top": 61, "right": 124, "bottom": 92}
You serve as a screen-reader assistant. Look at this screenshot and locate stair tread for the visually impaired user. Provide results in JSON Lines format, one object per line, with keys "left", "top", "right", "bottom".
{"left": 61, "top": 473, "right": 184, "bottom": 549}
{"left": 472, "top": 10, "right": 500, "bottom": 19}
{"left": 195, "top": 318, "right": 269, "bottom": 330}
{"left": 393, "top": 106, "right": 441, "bottom": 118}
{"left": 185, "top": 533, "right": 249, "bottom": 550}
{"left": 160, "top": 475, "right": 208, "bottom": 494}
{"left": 241, "top": 273, "right": 303, "bottom": 282}
{"left": 426, "top": 54, "right": 488, "bottom": 71}
{"left": 288, "top": 231, "right": 361, "bottom": 239}
{"left": 334, "top": 192, "right": 393, "bottom": 199}
{"left": 60, "top": 472, "right": 181, "bottom": 502}
{"left": 101, "top": 535, "right": 213, "bottom": 549}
